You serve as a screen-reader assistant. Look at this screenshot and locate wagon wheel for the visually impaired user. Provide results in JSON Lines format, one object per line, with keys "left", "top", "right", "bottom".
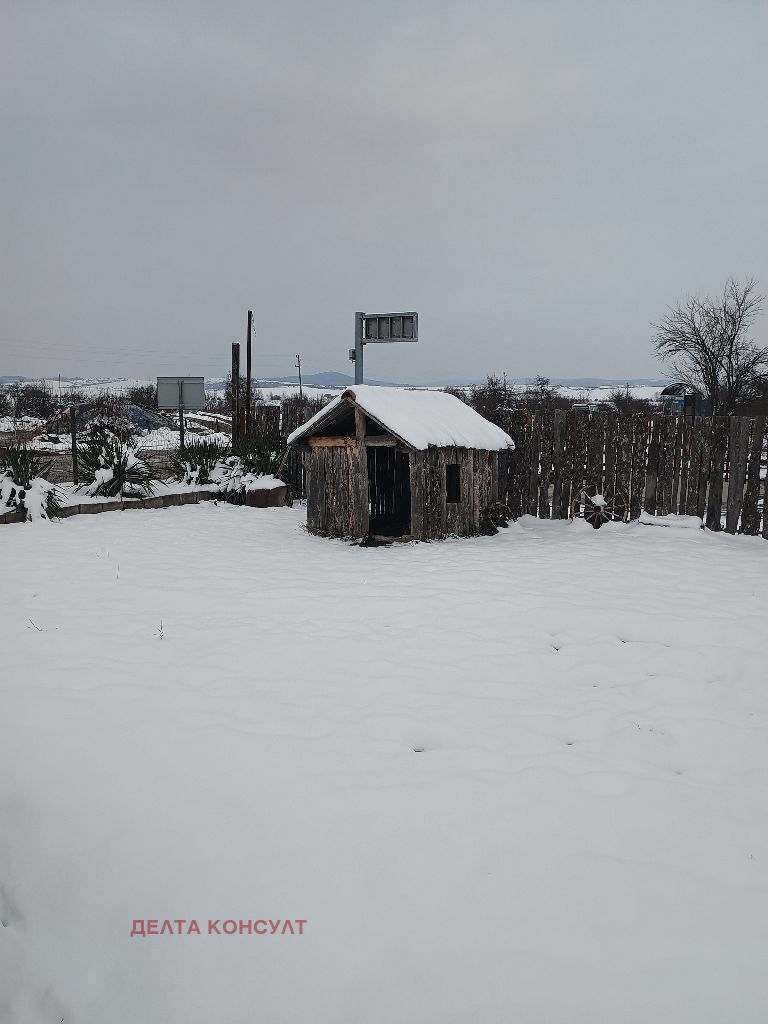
{"left": 484, "top": 500, "right": 515, "bottom": 531}
{"left": 570, "top": 485, "right": 628, "bottom": 529}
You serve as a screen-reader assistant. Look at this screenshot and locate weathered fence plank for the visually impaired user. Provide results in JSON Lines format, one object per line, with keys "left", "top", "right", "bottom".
{"left": 706, "top": 417, "right": 730, "bottom": 531}
{"left": 684, "top": 418, "right": 702, "bottom": 516}
{"left": 551, "top": 409, "right": 566, "bottom": 519}
{"left": 741, "top": 416, "right": 766, "bottom": 536}
{"left": 725, "top": 417, "right": 751, "bottom": 534}
{"left": 527, "top": 412, "right": 542, "bottom": 517}
{"left": 538, "top": 410, "right": 554, "bottom": 519}
{"left": 558, "top": 411, "right": 576, "bottom": 519}
{"left": 659, "top": 416, "right": 677, "bottom": 516}
{"left": 671, "top": 415, "right": 685, "bottom": 514}
{"left": 677, "top": 416, "right": 690, "bottom": 513}
{"left": 572, "top": 412, "right": 590, "bottom": 503}
{"left": 586, "top": 412, "right": 605, "bottom": 493}
{"left": 603, "top": 413, "right": 618, "bottom": 501}
{"left": 644, "top": 415, "right": 662, "bottom": 515}
{"left": 630, "top": 414, "right": 650, "bottom": 520}
{"left": 696, "top": 417, "right": 713, "bottom": 521}
{"left": 505, "top": 411, "right": 527, "bottom": 519}
{"left": 615, "top": 415, "right": 632, "bottom": 513}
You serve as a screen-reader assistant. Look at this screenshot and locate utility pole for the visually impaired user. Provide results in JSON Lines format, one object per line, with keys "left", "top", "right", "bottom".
{"left": 246, "top": 309, "right": 253, "bottom": 435}
{"left": 231, "top": 342, "right": 241, "bottom": 440}
{"left": 295, "top": 354, "right": 303, "bottom": 399}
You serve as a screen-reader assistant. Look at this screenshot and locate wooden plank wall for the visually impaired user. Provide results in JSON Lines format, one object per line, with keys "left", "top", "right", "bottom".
{"left": 499, "top": 411, "right": 768, "bottom": 536}
{"left": 305, "top": 443, "right": 368, "bottom": 538}
{"left": 410, "top": 448, "right": 498, "bottom": 540}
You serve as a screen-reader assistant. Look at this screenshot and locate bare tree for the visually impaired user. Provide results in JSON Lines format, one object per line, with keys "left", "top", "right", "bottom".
{"left": 608, "top": 385, "right": 654, "bottom": 416}
{"left": 652, "top": 278, "right": 768, "bottom": 414}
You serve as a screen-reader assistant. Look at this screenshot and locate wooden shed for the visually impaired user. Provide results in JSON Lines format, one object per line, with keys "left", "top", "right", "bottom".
{"left": 287, "top": 386, "right": 514, "bottom": 541}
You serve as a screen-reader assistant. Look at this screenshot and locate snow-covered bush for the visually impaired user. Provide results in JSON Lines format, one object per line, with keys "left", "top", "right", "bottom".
{"left": 208, "top": 433, "right": 284, "bottom": 503}
{"left": 0, "top": 444, "right": 61, "bottom": 521}
{"left": 77, "top": 436, "right": 157, "bottom": 498}
{"left": 169, "top": 438, "right": 232, "bottom": 486}
{"left": 232, "top": 433, "right": 283, "bottom": 477}
{"left": 208, "top": 457, "right": 285, "bottom": 504}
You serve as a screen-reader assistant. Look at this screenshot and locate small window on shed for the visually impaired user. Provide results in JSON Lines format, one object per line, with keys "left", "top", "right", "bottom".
{"left": 446, "top": 463, "right": 461, "bottom": 503}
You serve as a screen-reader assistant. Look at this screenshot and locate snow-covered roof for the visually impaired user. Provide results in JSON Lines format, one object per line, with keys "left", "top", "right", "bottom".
{"left": 287, "top": 386, "right": 514, "bottom": 451}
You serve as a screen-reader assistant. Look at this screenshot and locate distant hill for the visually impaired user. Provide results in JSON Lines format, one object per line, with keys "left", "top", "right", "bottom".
{"left": 428, "top": 376, "right": 669, "bottom": 389}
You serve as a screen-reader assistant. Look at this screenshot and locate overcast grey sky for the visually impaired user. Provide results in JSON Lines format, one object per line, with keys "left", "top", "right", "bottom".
{"left": 2, "top": 0, "right": 767, "bottom": 383}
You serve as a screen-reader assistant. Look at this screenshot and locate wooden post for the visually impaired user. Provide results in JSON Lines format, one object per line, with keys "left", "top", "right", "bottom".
{"left": 231, "top": 342, "right": 240, "bottom": 440}
{"left": 246, "top": 309, "right": 252, "bottom": 435}
{"left": 179, "top": 408, "right": 185, "bottom": 450}
{"left": 70, "top": 405, "right": 78, "bottom": 485}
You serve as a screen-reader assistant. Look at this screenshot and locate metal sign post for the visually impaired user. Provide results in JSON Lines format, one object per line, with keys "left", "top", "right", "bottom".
{"left": 350, "top": 311, "right": 418, "bottom": 384}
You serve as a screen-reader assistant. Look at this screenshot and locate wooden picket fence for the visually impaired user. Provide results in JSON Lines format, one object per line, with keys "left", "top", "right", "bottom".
{"left": 497, "top": 410, "right": 768, "bottom": 536}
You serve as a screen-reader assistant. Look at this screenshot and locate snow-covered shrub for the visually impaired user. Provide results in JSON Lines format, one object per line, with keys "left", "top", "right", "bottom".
{"left": 232, "top": 433, "right": 283, "bottom": 477}
{"left": 209, "top": 433, "right": 284, "bottom": 504}
{"left": 169, "top": 438, "right": 232, "bottom": 486}
{"left": 0, "top": 444, "right": 62, "bottom": 521}
{"left": 77, "top": 436, "right": 157, "bottom": 498}
{"left": 208, "top": 457, "right": 284, "bottom": 504}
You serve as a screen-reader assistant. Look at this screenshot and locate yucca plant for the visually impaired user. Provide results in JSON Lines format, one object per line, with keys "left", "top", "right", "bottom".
{"left": 208, "top": 455, "right": 249, "bottom": 504}
{"left": 0, "top": 443, "right": 62, "bottom": 520}
{"left": 232, "top": 432, "right": 283, "bottom": 477}
{"left": 77, "top": 435, "right": 157, "bottom": 498}
{"left": 169, "top": 438, "right": 231, "bottom": 486}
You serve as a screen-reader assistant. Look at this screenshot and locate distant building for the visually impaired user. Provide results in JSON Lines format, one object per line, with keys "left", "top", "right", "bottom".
{"left": 659, "top": 383, "right": 711, "bottom": 417}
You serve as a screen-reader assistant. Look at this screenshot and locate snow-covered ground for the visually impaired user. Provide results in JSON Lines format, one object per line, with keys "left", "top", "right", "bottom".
{"left": 24, "top": 426, "right": 232, "bottom": 452}
{"left": 0, "top": 416, "right": 44, "bottom": 432}
{"left": 2, "top": 510, "right": 767, "bottom": 1022}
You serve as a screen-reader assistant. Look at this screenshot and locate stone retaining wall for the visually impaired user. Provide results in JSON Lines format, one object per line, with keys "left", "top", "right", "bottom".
{"left": 0, "top": 488, "right": 219, "bottom": 525}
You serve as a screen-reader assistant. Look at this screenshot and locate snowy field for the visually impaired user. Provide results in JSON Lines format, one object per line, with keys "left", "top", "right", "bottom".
{"left": 15, "top": 377, "right": 666, "bottom": 404}
{"left": 2, "top": 508, "right": 767, "bottom": 1022}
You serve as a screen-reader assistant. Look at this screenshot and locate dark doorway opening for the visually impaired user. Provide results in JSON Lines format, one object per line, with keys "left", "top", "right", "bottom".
{"left": 367, "top": 447, "right": 411, "bottom": 537}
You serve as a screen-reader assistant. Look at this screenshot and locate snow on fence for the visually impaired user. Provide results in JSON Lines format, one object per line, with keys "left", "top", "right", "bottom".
{"left": 496, "top": 410, "right": 768, "bottom": 536}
